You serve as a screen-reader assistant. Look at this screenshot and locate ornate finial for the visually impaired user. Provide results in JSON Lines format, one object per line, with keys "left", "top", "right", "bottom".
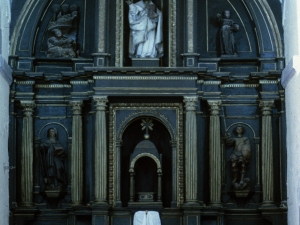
{"left": 141, "top": 118, "right": 154, "bottom": 139}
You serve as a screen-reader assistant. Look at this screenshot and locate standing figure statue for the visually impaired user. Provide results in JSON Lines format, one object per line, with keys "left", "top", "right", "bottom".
{"left": 217, "top": 10, "right": 239, "bottom": 56}
{"left": 225, "top": 125, "right": 251, "bottom": 190}
{"left": 125, "top": 0, "right": 163, "bottom": 58}
{"left": 40, "top": 128, "right": 67, "bottom": 188}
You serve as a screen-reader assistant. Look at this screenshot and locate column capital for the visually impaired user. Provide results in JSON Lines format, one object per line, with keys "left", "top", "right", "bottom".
{"left": 207, "top": 100, "right": 221, "bottom": 116}
{"left": 20, "top": 100, "right": 35, "bottom": 117}
{"left": 183, "top": 96, "right": 198, "bottom": 111}
{"left": 259, "top": 100, "right": 274, "bottom": 115}
{"left": 93, "top": 96, "right": 108, "bottom": 111}
{"left": 70, "top": 100, "right": 83, "bottom": 115}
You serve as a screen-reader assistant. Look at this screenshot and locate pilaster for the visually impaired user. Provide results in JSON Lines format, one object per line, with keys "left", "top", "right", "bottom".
{"left": 259, "top": 100, "right": 275, "bottom": 208}
{"left": 93, "top": 96, "right": 108, "bottom": 205}
{"left": 20, "top": 100, "right": 35, "bottom": 207}
{"left": 70, "top": 100, "right": 83, "bottom": 205}
{"left": 184, "top": 96, "right": 198, "bottom": 205}
{"left": 208, "top": 100, "right": 222, "bottom": 207}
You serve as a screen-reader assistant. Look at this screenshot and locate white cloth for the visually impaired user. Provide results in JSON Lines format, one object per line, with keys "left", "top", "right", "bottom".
{"left": 133, "top": 211, "right": 161, "bottom": 225}
{"left": 128, "top": 0, "right": 163, "bottom": 58}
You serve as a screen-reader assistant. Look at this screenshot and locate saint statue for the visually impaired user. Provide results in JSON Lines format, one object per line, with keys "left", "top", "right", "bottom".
{"left": 125, "top": 0, "right": 163, "bottom": 58}
{"left": 217, "top": 10, "right": 239, "bottom": 56}
{"left": 225, "top": 125, "right": 251, "bottom": 190}
{"left": 40, "top": 128, "right": 67, "bottom": 188}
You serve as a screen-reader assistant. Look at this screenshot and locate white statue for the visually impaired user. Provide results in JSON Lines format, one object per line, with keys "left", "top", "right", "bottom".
{"left": 126, "top": 0, "right": 164, "bottom": 58}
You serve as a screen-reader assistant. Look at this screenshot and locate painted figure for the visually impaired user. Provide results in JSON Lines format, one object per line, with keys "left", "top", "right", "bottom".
{"left": 217, "top": 10, "right": 239, "bottom": 55}
{"left": 126, "top": 0, "right": 163, "bottom": 58}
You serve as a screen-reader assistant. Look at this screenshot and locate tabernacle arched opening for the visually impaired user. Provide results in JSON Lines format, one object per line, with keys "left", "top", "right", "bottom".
{"left": 121, "top": 117, "right": 172, "bottom": 207}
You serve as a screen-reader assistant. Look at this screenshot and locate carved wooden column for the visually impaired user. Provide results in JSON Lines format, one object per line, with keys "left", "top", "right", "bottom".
{"left": 94, "top": 96, "right": 108, "bottom": 205}
{"left": 93, "top": 0, "right": 110, "bottom": 66}
{"left": 115, "top": 140, "right": 122, "bottom": 207}
{"left": 184, "top": 96, "right": 198, "bottom": 205}
{"left": 208, "top": 100, "right": 222, "bottom": 207}
{"left": 260, "top": 100, "right": 275, "bottom": 207}
{"left": 181, "top": 0, "right": 199, "bottom": 66}
{"left": 20, "top": 100, "right": 35, "bottom": 207}
{"left": 171, "top": 140, "right": 178, "bottom": 207}
{"left": 70, "top": 100, "right": 83, "bottom": 205}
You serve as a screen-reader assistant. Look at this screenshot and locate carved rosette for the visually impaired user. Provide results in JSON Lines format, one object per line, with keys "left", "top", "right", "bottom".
{"left": 20, "top": 100, "right": 36, "bottom": 207}
{"left": 69, "top": 100, "right": 83, "bottom": 205}
{"left": 259, "top": 100, "right": 275, "bottom": 206}
{"left": 183, "top": 96, "right": 198, "bottom": 204}
{"left": 93, "top": 96, "right": 108, "bottom": 204}
{"left": 207, "top": 100, "right": 222, "bottom": 207}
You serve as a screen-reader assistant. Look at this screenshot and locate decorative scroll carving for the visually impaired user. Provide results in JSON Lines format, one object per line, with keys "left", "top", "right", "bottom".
{"left": 225, "top": 125, "right": 251, "bottom": 190}
{"left": 217, "top": 10, "right": 239, "bottom": 56}
{"left": 47, "top": 4, "right": 78, "bottom": 58}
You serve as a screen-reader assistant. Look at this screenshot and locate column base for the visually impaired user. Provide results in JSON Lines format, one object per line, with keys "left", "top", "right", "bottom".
{"left": 259, "top": 201, "right": 277, "bottom": 209}
{"left": 19, "top": 202, "right": 35, "bottom": 208}
{"left": 208, "top": 201, "right": 222, "bottom": 208}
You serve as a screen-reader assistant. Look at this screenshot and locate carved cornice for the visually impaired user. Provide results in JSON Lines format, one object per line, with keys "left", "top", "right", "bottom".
{"left": 259, "top": 80, "right": 279, "bottom": 84}
{"left": 183, "top": 96, "right": 198, "bottom": 111}
{"left": 207, "top": 100, "right": 221, "bottom": 116}
{"left": 70, "top": 101, "right": 83, "bottom": 115}
{"left": 70, "top": 81, "right": 89, "bottom": 85}
{"left": 204, "top": 81, "right": 222, "bottom": 85}
{"left": 20, "top": 100, "right": 35, "bottom": 117}
{"left": 35, "top": 84, "right": 71, "bottom": 89}
{"left": 259, "top": 100, "right": 274, "bottom": 116}
{"left": 93, "top": 76, "right": 198, "bottom": 80}
{"left": 15, "top": 80, "right": 35, "bottom": 85}
{"left": 93, "top": 96, "right": 108, "bottom": 111}
{"left": 221, "top": 84, "right": 259, "bottom": 88}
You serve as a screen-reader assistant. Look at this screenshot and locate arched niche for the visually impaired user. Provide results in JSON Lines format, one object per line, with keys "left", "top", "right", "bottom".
{"left": 120, "top": 117, "right": 172, "bottom": 207}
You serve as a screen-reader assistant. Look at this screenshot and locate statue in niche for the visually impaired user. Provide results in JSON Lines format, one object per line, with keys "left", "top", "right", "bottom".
{"left": 40, "top": 128, "right": 67, "bottom": 188}
{"left": 47, "top": 4, "right": 78, "bottom": 58}
{"left": 225, "top": 125, "right": 251, "bottom": 190}
{"left": 125, "top": 0, "right": 163, "bottom": 58}
{"left": 217, "top": 10, "right": 239, "bottom": 56}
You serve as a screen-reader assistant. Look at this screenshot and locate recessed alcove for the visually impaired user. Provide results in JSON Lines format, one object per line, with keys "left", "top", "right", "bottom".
{"left": 121, "top": 117, "right": 172, "bottom": 208}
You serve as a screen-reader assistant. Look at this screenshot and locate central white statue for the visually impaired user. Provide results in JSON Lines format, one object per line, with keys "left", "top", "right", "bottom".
{"left": 126, "top": 0, "right": 164, "bottom": 58}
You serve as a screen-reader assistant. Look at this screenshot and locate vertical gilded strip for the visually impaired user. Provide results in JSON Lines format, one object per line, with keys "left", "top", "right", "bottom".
{"left": 98, "top": 0, "right": 107, "bottom": 52}
{"left": 187, "top": 0, "right": 194, "bottom": 53}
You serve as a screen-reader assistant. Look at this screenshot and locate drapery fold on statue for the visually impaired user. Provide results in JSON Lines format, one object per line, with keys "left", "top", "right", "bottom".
{"left": 133, "top": 211, "right": 161, "bottom": 225}
{"left": 128, "top": 0, "right": 163, "bottom": 58}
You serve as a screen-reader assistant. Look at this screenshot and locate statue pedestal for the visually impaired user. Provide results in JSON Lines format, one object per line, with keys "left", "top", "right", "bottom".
{"left": 132, "top": 58, "right": 160, "bottom": 67}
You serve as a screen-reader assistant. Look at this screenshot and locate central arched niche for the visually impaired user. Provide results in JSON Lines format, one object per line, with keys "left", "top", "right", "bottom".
{"left": 121, "top": 117, "right": 172, "bottom": 207}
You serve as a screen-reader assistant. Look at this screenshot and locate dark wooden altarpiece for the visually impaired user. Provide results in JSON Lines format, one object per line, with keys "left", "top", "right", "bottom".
{"left": 9, "top": 0, "right": 286, "bottom": 224}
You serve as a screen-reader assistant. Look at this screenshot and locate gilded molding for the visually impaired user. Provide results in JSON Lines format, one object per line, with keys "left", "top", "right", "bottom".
{"left": 70, "top": 81, "right": 89, "bottom": 85}
{"left": 16, "top": 81, "right": 35, "bottom": 85}
{"left": 204, "top": 81, "right": 222, "bottom": 85}
{"left": 115, "top": 0, "right": 124, "bottom": 67}
{"left": 259, "top": 80, "right": 279, "bottom": 84}
{"left": 187, "top": 0, "right": 194, "bottom": 52}
{"left": 93, "top": 76, "right": 197, "bottom": 80}
{"left": 130, "top": 153, "right": 161, "bottom": 170}
{"left": 221, "top": 84, "right": 259, "bottom": 88}
{"left": 169, "top": 0, "right": 177, "bottom": 67}
{"left": 35, "top": 84, "right": 71, "bottom": 89}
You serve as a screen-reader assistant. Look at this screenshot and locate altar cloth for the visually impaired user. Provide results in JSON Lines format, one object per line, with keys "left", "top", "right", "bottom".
{"left": 133, "top": 211, "right": 161, "bottom": 225}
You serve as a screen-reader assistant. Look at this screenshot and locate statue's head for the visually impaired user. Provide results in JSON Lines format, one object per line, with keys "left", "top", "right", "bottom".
{"left": 70, "top": 4, "right": 78, "bottom": 12}
{"left": 223, "top": 10, "right": 231, "bottom": 19}
{"left": 51, "top": 4, "right": 60, "bottom": 13}
{"left": 233, "top": 125, "right": 245, "bottom": 135}
{"left": 61, "top": 4, "right": 69, "bottom": 14}
{"left": 47, "top": 128, "right": 57, "bottom": 139}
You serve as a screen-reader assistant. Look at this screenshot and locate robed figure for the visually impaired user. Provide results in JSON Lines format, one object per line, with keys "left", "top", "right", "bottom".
{"left": 126, "top": 0, "right": 163, "bottom": 58}
{"left": 217, "top": 10, "right": 239, "bottom": 56}
{"left": 40, "top": 128, "right": 67, "bottom": 188}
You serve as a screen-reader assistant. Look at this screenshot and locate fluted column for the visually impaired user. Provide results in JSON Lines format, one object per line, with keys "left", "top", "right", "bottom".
{"left": 260, "top": 100, "right": 275, "bottom": 207}
{"left": 93, "top": 96, "right": 108, "bottom": 204}
{"left": 184, "top": 96, "right": 198, "bottom": 205}
{"left": 115, "top": 140, "right": 122, "bottom": 206}
{"left": 208, "top": 100, "right": 222, "bottom": 207}
{"left": 20, "top": 100, "right": 35, "bottom": 207}
{"left": 70, "top": 100, "right": 83, "bottom": 205}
